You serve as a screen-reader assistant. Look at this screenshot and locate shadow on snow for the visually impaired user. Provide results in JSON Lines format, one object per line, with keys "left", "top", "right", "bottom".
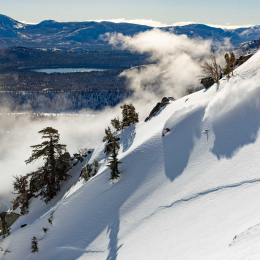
{"left": 162, "top": 108, "right": 204, "bottom": 181}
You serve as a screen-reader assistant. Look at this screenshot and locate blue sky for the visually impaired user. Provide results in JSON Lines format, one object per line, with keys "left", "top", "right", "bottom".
{"left": 1, "top": 0, "right": 259, "bottom": 26}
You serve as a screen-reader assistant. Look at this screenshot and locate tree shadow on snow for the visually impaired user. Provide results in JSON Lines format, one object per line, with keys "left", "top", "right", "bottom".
{"left": 162, "top": 108, "right": 204, "bottom": 181}
{"left": 211, "top": 95, "right": 260, "bottom": 159}
{"left": 106, "top": 211, "right": 123, "bottom": 260}
{"left": 121, "top": 125, "right": 136, "bottom": 153}
{"left": 46, "top": 133, "right": 162, "bottom": 260}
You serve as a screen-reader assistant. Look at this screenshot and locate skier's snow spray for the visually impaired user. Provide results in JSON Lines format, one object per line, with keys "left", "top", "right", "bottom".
{"left": 203, "top": 63, "right": 260, "bottom": 122}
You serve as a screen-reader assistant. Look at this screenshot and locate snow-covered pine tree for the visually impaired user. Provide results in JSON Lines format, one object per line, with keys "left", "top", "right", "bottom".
{"left": 25, "top": 127, "right": 71, "bottom": 203}
{"left": 106, "top": 138, "right": 122, "bottom": 180}
{"left": 31, "top": 237, "right": 38, "bottom": 253}
{"left": 92, "top": 160, "right": 99, "bottom": 176}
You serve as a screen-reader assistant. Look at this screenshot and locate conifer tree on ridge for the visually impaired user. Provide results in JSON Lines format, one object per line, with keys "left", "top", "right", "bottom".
{"left": 25, "top": 127, "right": 71, "bottom": 203}
{"left": 106, "top": 137, "right": 122, "bottom": 180}
{"left": 12, "top": 175, "right": 30, "bottom": 215}
{"left": 103, "top": 127, "right": 113, "bottom": 143}
{"left": 120, "top": 103, "right": 139, "bottom": 129}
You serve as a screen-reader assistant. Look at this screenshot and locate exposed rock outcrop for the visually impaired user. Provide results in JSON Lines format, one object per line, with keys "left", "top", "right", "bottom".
{"left": 145, "top": 97, "right": 174, "bottom": 122}
{"left": 236, "top": 54, "right": 253, "bottom": 66}
{"left": 200, "top": 77, "right": 215, "bottom": 89}
{"left": 0, "top": 212, "right": 20, "bottom": 235}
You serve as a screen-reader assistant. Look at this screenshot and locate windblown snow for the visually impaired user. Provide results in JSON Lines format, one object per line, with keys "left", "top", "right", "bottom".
{"left": 2, "top": 50, "right": 260, "bottom": 260}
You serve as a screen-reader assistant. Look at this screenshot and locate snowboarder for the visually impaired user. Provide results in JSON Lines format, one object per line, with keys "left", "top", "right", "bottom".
{"left": 162, "top": 128, "right": 170, "bottom": 137}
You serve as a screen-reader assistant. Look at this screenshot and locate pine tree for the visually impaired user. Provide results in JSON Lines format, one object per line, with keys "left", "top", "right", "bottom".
{"left": 106, "top": 139, "right": 122, "bottom": 180}
{"left": 120, "top": 104, "right": 130, "bottom": 129}
{"left": 111, "top": 117, "right": 121, "bottom": 131}
{"left": 25, "top": 127, "right": 71, "bottom": 203}
{"left": 222, "top": 52, "right": 236, "bottom": 78}
{"left": 120, "top": 104, "right": 139, "bottom": 129}
{"left": 92, "top": 160, "right": 99, "bottom": 176}
{"left": 86, "top": 163, "right": 92, "bottom": 176}
{"left": 128, "top": 104, "right": 139, "bottom": 125}
{"left": 103, "top": 127, "right": 113, "bottom": 143}
{"left": 81, "top": 166, "right": 89, "bottom": 181}
{"left": 83, "top": 163, "right": 93, "bottom": 179}
{"left": 31, "top": 237, "right": 38, "bottom": 253}
{"left": 230, "top": 52, "right": 236, "bottom": 76}
{"left": 224, "top": 53, "right": 232, "bottom": 78}
{"left": 12, "top": 175, "right": 31, "bottom": 215}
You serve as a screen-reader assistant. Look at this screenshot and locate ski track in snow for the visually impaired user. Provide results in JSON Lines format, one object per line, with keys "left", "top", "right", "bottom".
{"left": 160, "top": 178, "right": 260, "bottom": 209}
{"left": 130, "top": 178, "right": 260, "bottom": 232}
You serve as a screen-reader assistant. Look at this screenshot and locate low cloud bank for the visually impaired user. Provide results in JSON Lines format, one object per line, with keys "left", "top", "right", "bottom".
{"left": 105, "top": 29, "right": 212, "bottom": 99}
{"left": 86, "top": 19, "right": 254, "bottom": 29}
{"left": 0, "top": 108, "right": 121, "bottom": 204}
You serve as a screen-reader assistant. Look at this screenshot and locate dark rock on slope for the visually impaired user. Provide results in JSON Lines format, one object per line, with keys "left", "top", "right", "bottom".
{"left": 145, "top": 97, "right": 174, "bottom": 122}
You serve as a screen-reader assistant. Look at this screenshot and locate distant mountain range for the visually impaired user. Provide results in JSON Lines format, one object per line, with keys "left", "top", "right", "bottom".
{"left": 236, "top": 37, "right": 260, "bottom": 55}
{"left": 0, "top": 14, "right": 260, "bottom": 49}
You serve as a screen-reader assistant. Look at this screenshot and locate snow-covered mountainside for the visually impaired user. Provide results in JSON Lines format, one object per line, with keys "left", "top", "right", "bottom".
{"left": 237, "top": 37, "right": 260, "bottom": 56}
{"left": 2, "top": 50, "right": 260, "bottom": 259}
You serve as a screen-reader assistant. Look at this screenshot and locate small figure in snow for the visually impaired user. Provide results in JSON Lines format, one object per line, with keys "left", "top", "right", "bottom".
{"left": 162, "top": 128, "right": 170, "bottom": 137}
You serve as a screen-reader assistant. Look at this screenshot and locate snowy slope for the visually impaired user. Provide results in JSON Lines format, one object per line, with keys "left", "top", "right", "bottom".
{"left": 2, "top": 52, "right": 260, "bottom": 259}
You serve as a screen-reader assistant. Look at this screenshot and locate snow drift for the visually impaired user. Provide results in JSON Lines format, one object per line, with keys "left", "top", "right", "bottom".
{"left": 2, "top": 50, "right": 260, "bottom": 260}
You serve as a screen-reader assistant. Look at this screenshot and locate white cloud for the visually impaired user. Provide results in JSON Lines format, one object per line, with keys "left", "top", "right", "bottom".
{"left": 19, "top": 21, "right": 37, "bottom": 25}
{"left": 205, "top": 23, "right": 255, "bottom": 30}
{"left": 90, "top": 19, "right": 255, "bottom": 30}
{"left": 103, "top": 29, "right": 211, "bottom": 99}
